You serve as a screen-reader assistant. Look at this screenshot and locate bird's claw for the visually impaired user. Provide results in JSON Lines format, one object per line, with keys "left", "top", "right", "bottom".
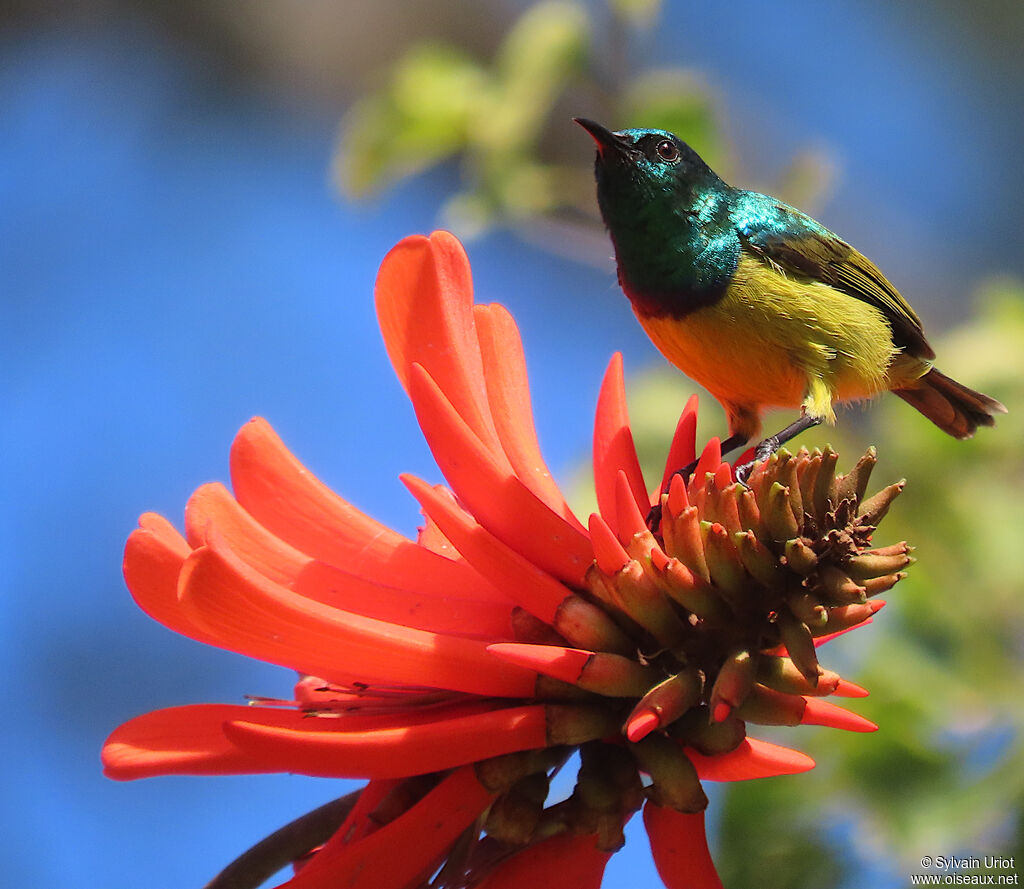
{"left": 733, "top": 437, "right": 779, "bottom": 486}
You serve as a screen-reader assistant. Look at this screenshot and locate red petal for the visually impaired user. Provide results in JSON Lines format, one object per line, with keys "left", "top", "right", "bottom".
{"left": 714, "top": 462, "right": 733, "bottom": 488}
{"left": 486, "top": 643, "right": 591, "bottom": 685}
{"left": 294, "top": 559, "right": 513, "bottom": 640}
{"left": 474, "top": 303, "right": 584, "bottom": 529}
{"left": 667, "top": 472, "right": 689, "bottom": 515}
{"left": 229, "top": 418, "right": 503, "bottom": 601}
{"left": 122, "top": 522, "right": 217, "bottom": 645}
{"left": 188, "top": 481, "right": 513, "bottom": 638}
{"left": 408, "top": 363, "right": 592, "bottom": 587}
{"left": 177, "top": 533, "right": 537, "bottom": 697}
{"left": 690, "top": 437, "right": 722, "bottom": 490}
{"left": 279, "top": 765, "right": 495, "bottom": 889}
{"left": 588, "top": 512, "right": 630, "bottom": 575}
{"left": 137, "top": 512, "right": 190, "bottom": 557}
{"left": 593, "top": 354, "right": 649, "bottom": 530}
{"left": 415, "top": 504, "right": 458, "bottom": 557}
{"left": 330, "top": 779, "right": 401, "bottom": 846}
{"left": 833, "top": 679, "right": 870, "bottom": 698}
{"left": 102, "top": 704, "right": 308, "bottom": 780}
{"left": 103, "top": 702, "right": 510, "bottom": 782}
{"left": 223, "top": 705, "right": 548, "bottom": 779}
{"left": 801, "top": 698, "right": 878, "bottom": 732}
{"left": 614, "top": 469, "right": 649, "bottom": 544}
{"left": 475, "top": 832, "right": 613, "bottom": 889}
{"left": 402, "top": 474, "right": 571, "bottom": 625}
{"left": 686, "top": 737, "right": 815, "bottom": 781}
{"left": 374, "top": 231, "right": 503, "bottom": 456}
{"left": 813, "top": 616, "right": 874, "bottom": 648}
{"left": 644, "top": 804, "right": 723, "bottom": 889}
{"left": 185, "top": 482, "right": 305, "bottom": 585}
{"left": 660, "top": 394, "right": 699, "bottom": 494}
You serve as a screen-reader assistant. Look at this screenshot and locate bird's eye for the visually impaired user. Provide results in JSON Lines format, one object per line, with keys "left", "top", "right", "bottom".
{"left": 656, "top": 140, "right": 679, "bottom": 162}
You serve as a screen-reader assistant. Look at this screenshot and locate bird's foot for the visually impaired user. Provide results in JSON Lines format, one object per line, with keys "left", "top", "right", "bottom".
{"left": 734, "top": 414, "right": 823, "bottom": 484}
{"left": 733, "top": 438, "right": 777, "bottom": 485}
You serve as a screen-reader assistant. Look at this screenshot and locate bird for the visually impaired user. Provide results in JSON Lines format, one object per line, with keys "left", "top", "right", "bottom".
{"left": 575, "top": 117, "right": 1006, "bottom": 477}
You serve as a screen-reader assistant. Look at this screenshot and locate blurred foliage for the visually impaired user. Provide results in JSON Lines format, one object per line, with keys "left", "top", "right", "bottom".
{"left": 618, "top": 282, "right": 1024, "bottom": 887}
{"left": 333, "top": 0, "right": 831, "bottom": 248}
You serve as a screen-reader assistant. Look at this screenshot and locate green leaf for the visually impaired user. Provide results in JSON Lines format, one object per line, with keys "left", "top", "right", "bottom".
{"left": 484, "top": 1, "right": 590, "bottom": 153}
{"left": 335, "top": 45, "right": 490, "bottom": 196}
{"left": 609, "top": 0, "right": 662, "bottom": 28}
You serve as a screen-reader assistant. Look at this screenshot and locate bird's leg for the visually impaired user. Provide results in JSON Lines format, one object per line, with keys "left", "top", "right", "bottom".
{"left": 645, "top": 432, "right": 749, "bottom": 531}
{"left": 734, "top": 414, "right": 822, "bottom": 483}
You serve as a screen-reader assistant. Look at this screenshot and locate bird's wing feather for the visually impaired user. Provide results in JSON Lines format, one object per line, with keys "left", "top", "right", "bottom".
{"left": 737, "top": 200, "right": 935, "bottom": 360}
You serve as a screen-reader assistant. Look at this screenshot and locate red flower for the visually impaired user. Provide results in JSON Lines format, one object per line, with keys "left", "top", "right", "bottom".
{"left": 104, "top": 232, "right": 907, "bottom": 888}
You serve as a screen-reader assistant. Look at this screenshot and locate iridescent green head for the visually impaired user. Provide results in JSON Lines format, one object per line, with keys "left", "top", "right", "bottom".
{"left": 574, "top": 118, "right": 736, "bottom": 315}
{"left": 574, "top": 119, "right": 720, "bottom": 210}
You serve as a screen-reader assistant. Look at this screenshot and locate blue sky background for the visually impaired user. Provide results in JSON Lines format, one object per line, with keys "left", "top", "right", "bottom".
{"left": 1, "top": 5, "right": 1021, "bottom": 887}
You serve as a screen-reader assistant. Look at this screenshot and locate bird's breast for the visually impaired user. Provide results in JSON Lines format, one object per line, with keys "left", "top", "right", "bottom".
{"left": 634, "top": 254, "right": 910, "bottom": 410}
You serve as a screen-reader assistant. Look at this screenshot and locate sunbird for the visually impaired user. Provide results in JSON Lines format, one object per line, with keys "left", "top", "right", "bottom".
{"left": 576, "top": 118, "right": 1005, "bottom": 471}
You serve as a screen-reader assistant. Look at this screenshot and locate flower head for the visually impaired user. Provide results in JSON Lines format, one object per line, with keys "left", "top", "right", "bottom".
{"left": 103, "top": 232, "right": 908, "bottom": 888}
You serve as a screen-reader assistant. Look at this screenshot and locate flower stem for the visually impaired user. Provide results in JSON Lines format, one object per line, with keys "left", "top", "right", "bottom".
{"left": 203, "top": 790, "right": 360, "bottom": 889}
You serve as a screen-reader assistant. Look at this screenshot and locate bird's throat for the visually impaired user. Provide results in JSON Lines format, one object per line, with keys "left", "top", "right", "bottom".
{"left": 601, "top": 185, "right": 739, "bottom": 319}
{"left": 611, "top": 224, "right": 737, "bottom": 319}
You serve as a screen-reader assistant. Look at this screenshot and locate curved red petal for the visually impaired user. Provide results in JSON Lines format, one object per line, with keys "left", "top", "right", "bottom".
{"left": 476, "top": 832, "right": 613, "bottom": 889}
{"left": 415, "top": 506, "right": 458, "bottom": 557}
{"left": 185, "top": 482, "right": 305, "bottom": 585}
{"left": 102, "top": 704, "right": 306, "bottom": 780}
{"left": 660, "top": 394, "right": 699, "bottom": 494}
{"left": 833, "top": 678, "right": 870, "bottom": 698}
{"left": 223, "top": 705, "right": 548, "bottom": 779}
{"left": 686, "top": 737, "right": 816, "bottom": 781}
{"left": 402, "top": 474, "right": 570, "bottom": 625}
{"left": 667, "top": 472, "right": 690, "bottom": 515}
{"left": 103, "top": 702, "right": 508, "bottom": 782}
{"left": 800, "top": 697, "right": 878, "bottom": 732}
{"left": 408, "top": 363, "right": 592, "bottom": 587}
{"left": 614, "top": 469, "right": 649, "bottom": 544}
{"left": 813, "top": 611, "right": 882, "bottom": 648}
{"left": 331, "top": 779, "right": 401, "bottom": 846}
{"left": 229, "top": 418, "right": 503, "bottom": 601}
{"left": 177, "top": 534, "right": 537, "bottom": 697}
{"left": 137, "top": 512, "right": 190, "bottom": 556}
{"left": 593, "top": 354, "right": 649, "bottom": 530}
{"left": 691, "top": 437, "right": 723, "bottom": 490}
{"left": 293, "top": 559, "right": 514, "bottom": 640}
{"left": 714, "top": 462, "right": 733, "bottom": 488}
{"left": 474, "top": 303, "right": 584, "bottom": 529}
{"left": 374, "top": 231, "right": 503, "bottom": 456}
{"left": 486, "top": 643, "right": 591, "bottom": 685}
{"left": 644, "top": 803, "right": 723, "bottom": 889}
{"left": 188, "top": 481, "right": 513, "bottom": 639}
{"left": 122, "top": 523, "right": 217, "bottom": 645}
{"left": 278, "top": 765, "right": 495, "bottom": 889}
{"left": 588, "top": 512, "right": 630, "bottom": 575}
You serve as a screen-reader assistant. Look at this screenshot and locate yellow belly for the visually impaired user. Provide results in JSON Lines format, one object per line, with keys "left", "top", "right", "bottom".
{"left": 636, "top": 255, "right": 928, "bottom": 436}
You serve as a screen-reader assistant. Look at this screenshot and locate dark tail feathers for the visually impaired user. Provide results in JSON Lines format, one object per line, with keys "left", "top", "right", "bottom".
{"left": 894, "top": 368, "right": 1007, "bottom": 439}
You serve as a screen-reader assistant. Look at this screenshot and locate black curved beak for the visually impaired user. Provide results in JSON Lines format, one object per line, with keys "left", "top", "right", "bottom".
{"left": 574, "top": 117, "right": 632, "bottom": 160}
